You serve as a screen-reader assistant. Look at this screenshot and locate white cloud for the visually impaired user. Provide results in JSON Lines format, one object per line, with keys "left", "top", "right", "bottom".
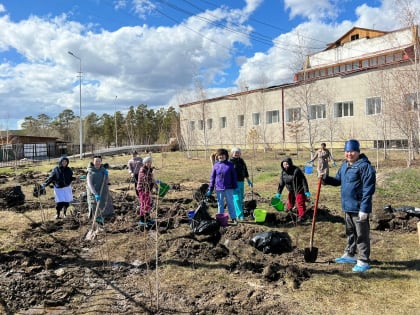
{"left": 235, "top": 0, "right": 420, "bottom": 89}
{"left": 284, "top": 0, "right": 338, "bottom": 21}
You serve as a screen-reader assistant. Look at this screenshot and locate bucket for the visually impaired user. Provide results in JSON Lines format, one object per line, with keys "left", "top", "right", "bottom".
{"left": 253, "top": 209, "right": 267, "bottom": 223}
{"left": 216, "top": 213, "right": 229, "bottom": 227}
{"left": 158, "top": 182, "right": 170, "bottom": 198}
{"left": 188, "top": 210, "right": 195, "bottom": 222}
{"left": 304, "top": 164, "right": 313, "bottom": 175}
{"left": 270, "top": 197, "right": 284, "bottom": 211}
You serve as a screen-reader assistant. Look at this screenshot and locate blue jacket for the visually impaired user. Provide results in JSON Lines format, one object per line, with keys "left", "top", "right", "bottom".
{"left": 324, "top": 154, "right": 376, "bottom": 214}
{"left": 209, "top": 160, "right": 238, "bottom": 192}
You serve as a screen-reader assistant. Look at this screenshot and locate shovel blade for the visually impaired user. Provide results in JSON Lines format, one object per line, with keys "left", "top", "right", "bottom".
{"left": 304, "top": 246, "right": 318, "bottom": 263}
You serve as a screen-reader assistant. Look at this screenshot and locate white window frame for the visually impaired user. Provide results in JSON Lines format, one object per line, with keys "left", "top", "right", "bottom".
{"left": 266, "top": 110, "right": 280, "bottom": 124}
{"left": 366, "top": 97, "right": 382, "bottom": 115}
{"left": 252, "top": 112, "right": 261, "bottom": 126}
{"left": 220, "top": 117, "right": 227, "bottom": 129}
{"left": 286, "top": 108, "right": 301, "bottom": 122}
{"left": 334, "top": 101, "right": 354, "bottom": 118}
{"left": 309, "top": 104, "right": 326, "bottom": 120}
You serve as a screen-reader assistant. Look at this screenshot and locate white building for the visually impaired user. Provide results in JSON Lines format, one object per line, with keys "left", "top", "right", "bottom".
{"left": 179, "top": 26, "right": 420, "bottom": 152}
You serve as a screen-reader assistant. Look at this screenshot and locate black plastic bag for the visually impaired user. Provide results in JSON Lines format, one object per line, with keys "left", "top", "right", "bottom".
{"left": 33, "top": 183, "right": 46, "bottom": 197}
{"left": 249, "top": 231, "right": 292, "bottom": 254}
{"left": 190, "top": 201, "right": 220, "bottom": 235}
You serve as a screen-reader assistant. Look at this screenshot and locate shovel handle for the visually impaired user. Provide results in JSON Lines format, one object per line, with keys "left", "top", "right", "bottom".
{"left": 309, "top": 177, "right": 322, "bottom": 248}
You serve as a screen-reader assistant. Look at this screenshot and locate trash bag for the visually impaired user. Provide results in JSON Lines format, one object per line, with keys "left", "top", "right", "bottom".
{"left": 249, "top": 230, "right": 292, "bottom": 254}
{"left": 5, "top": 186, "right": 25, "bottom": 207}
{"left": 33, "top": 183, "right": 46, "bottom": 197}
{"left": 394, "top": 205, "right": 420, "bottom": 217}
{"left": 190, "top": 201, "right": 220, "bottom": 235}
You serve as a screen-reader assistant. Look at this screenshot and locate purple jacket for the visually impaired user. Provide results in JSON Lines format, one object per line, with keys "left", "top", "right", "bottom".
{"left": 209, "top": 160, "right": 238, "bottom": 192}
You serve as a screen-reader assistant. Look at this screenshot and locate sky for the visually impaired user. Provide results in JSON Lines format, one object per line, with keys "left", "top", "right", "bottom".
{"left": 0, "top": 0, "right": 419, "bottom": 130}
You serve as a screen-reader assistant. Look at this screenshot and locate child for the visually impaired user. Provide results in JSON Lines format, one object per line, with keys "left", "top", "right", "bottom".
{"left": 230, "top": 147, "right": 252, "bottom": 220}
{"left": 136, "top": 156, "right": 158, "bottom": 226}
{"left": 207, "top": 148, "right": 238, "bottom": 225}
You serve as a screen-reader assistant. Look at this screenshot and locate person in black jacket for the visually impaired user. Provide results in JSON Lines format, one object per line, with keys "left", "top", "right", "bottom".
{"left": 42, "top": 156, "right": 74, "bottom": 219}
{"left": 230, "top": 147, "right": 252, "bottom": 220}
{"left": 275, "top": 157, "right": 311, "bottom": 223}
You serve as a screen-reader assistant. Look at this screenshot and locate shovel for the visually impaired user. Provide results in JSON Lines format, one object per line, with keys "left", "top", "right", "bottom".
{"left": 304, "top": 177, "right": 322, "bottom": 263}
{"left": 85, "top": 176, "right": 107, "bottom": 241}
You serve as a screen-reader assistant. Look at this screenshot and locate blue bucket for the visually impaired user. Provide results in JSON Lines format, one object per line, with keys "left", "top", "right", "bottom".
{"left": 304, "top": 164, "right": 313, "bottom": 175}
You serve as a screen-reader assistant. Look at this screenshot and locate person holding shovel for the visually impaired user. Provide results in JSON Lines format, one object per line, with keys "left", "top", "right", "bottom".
{"left": 136, "top": 156, "right": 159, "bottom": 226}
{"left": 275, "top": 157, "right": 311, "bottom": 224}
{"left": 42, "top": 156, "right": 74, "bottom": 219}
{"left": 87, "top": 156, "right": 114, "bottom": 224}
{"left": 323, "top": 139, "right": 376, "bottom": 273}
{"left": 308, "top": 142, "right": 336, "bottom": 178}
{"left": 230, "top": 147, "right": 252, "bottom": 220}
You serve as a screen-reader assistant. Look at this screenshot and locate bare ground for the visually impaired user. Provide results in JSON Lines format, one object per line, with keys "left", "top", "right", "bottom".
{"left": 0, "top": 166, "right": 419, "bottom": 315}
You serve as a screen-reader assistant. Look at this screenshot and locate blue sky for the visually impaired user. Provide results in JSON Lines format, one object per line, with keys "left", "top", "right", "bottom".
{"left": 0, "top": 0, "right": 419, "bottom": 130}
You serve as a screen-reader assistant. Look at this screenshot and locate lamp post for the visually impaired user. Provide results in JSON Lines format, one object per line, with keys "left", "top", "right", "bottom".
{"left": 114, "top": 96, "right": 118, "bottom": 147}
{"left": 68, "top": 51, "right": 83, "bottom": 159}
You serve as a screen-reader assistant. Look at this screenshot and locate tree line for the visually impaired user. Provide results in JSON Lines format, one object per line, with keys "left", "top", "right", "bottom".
{"left": 20, "top": 104, "right": 180, "bottom": 148}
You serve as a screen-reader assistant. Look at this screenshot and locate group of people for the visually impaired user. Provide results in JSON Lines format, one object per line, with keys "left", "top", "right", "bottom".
{"left": 206, "top": 139, "right": 375, "bottom": 273}
{"left": 42, "top": 139, "right": 375, "bottom": 273}
{"left": 41, "top": 150, "right": 160, "bottom": 226}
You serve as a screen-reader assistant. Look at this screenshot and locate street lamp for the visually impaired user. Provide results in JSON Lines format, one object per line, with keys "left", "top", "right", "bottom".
{"left": 68, "top": 51, "right": 83, "bottom": 159}
{"left": 114, "top": 95, "right": 118, "bottom": 147}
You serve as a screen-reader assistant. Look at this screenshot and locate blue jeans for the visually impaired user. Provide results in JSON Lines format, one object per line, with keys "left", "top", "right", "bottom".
{"left": 233, "top": 181, "right": 245, "bottom": 218}
{"left": 216, "top": 189, "right": 236, "bottom": 220}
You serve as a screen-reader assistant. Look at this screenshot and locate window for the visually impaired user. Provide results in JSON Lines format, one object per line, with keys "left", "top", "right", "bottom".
{"left": 309, "top": 104, "right": 326, "bottom": 120}
{"left": 286, "top": 108, "right": 301, "bottom": 122}
{"left": 237, "top": 115, "right": 244, "bottom": 127}
{"left": 362, "top": 59, "right": 369, "bottom": 68}
{"left": 394, "top": 52, "right": 402, "bottom": 62}
{"left": 252, "top": 113, "right": 261, "bottom": 125}
{"left": 366, "top": 97, "right": 382, "bottom": 115}
{"left": 189, "top": 121, "right": 195, "bottom": 130}
{"left": 327, "top": 67, "right": 333, "bottom": 75}
{"left": 220, "top": 117, "right": 227, "bottom": 128}
{"left": 207, "top": 118, "right": 213, "bottom": 130}
{"left": 378, "top": 56, "right": 385, "bottom": 65}
{"left": 340, "top": 64, "right": 346, "bottom": 72}
{"left": 385, "top": 54, "right": 393, "bottom": 63}
{"left": 198, "top": 120, "right": 204, "bottom": 130}
{"left": 266, "top": 110, "right": 279, "bottom": 124}
{"left": 353, "top": 61, "right": 359, "bottom": 69}
{"left": 334, "top": 101, "right": 354, "bottom": 118}
{"left": 370, "top": 57, "right": 377, "bottom": 66}
{"left": 350, "top": 34, "right": 359, "bottom": 41}
{"left": 404, "top": 92, "right": 420, "bottom": 111}
{"left": 345, "top": 63, "right": 352, "bottom": 71}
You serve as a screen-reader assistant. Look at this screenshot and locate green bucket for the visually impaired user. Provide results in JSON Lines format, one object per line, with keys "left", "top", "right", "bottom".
{"left": 270, "top": 197, "right": 284, "bottom": 211}
{"left": 158, "top": 182, "right": 170, "bottom": 198}
{"left": 253, "top": 209, "right": 267, "bottom": 223}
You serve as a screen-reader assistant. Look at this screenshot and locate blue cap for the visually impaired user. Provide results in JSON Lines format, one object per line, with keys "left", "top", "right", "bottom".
{"left": 344, "top": 139, "right": 360, "bottom": 152}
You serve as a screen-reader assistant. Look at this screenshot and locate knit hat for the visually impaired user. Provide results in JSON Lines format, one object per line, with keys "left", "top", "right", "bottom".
{"left": 231, "top": 147, "right": 241, "bottom": 154}
{"left": 143, "top": 157, "right": 152, "bottom": 164}
{"left": 344, "top": 139, "right": 360, "bottom": 152}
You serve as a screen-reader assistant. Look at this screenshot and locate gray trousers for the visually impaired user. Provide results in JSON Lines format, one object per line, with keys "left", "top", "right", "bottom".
{"left": 344, "top": 212, "right": 370, "bottom": 262}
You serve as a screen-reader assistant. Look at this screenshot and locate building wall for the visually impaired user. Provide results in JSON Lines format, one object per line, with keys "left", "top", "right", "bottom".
{"left": 179, "top": 37, "right": 418, "bottom": 151}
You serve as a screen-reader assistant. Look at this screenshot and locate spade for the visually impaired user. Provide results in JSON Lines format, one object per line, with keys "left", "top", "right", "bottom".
{"left": 304, "top": 177, "right": 322, "bottom": 263}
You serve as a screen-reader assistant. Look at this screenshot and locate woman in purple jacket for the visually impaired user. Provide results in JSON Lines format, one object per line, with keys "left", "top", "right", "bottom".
{"left": 207, "top": 148, "right": 238, "bottom": 225}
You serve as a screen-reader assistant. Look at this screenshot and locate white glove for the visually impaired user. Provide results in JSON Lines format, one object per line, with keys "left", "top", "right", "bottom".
{"left": 358, "top": 212, "right": 368, "bottom": 221}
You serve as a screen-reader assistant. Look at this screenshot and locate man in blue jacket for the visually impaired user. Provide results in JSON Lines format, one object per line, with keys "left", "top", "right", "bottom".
{"left": 323, "top": 139, "right": 376, "bottom": 272}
